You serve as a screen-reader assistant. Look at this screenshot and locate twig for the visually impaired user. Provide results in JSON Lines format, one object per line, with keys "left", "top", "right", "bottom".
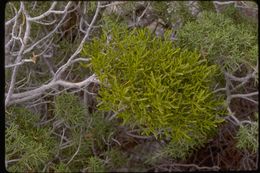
{"left": 5, "top": 2, "right": 29, "bottom": 107}
{"left": 23, "top": 2, "right": 72, "bottom": 54}
{"left": 125, "top": 131, "right": 154, "bottom": 140}
{"left": 213, "top": 87, "right": 226, "bottom": 93}
{"left": 136, "top": 2, "right": 150, "bottom": 24}
{"left": 172, "top": 163, "right": 220, "bottom": 171}
{"left": 66, "top": 127, "right": 83, "bottom": 165}
{"left": 112, "top": 138, "right": 121, "bottom": 146}
{"left": 213, "top": 1, "right": 236, "bottom": 5}
{"left": 108, "top": 105, "right": 127, "bottom": 121}
{"left": 5, "top": 2, "right": 22, "bottom": 26}
{"left": 5, "top": 158, "right": 21, "bottom": 166}
{"left": 59, "top": 128, "right": 66, "bottom": 147}
{"left": 158, "top": 162, "right": 220, "bottom": 171}
{"left": 54, "top": 2, "right": 101, "bottom": 80}
{"left": 224, "top": 71, "right": 256, "bottom": 82}
{"left": 6, "top": 74, "right": 99, "bottom": 106}
{"left": 100, "top": 1, "right": 127, "bottom": 8}
{"left": 230, "top": 91, "right": 258, "bottom": 98}
{"left": 5, "top": 59, "right": 35, "bottom": 68}
{"left": 230, "top": 92, "right": 258, "bottom": 104}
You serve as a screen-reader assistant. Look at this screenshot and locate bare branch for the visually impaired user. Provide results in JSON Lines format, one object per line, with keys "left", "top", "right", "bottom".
{"left": 7, "top": 74, "right": 99, "bottom": 106}
{"left": 23, "top": 2, "right": 73, "bottom": 54}
{"left": 136, "top": 2, "right": 150, "bottom": 24}
{"left": 53, "top": 2, "right": 101, "bottom": 80}
{"left": 5, "top": 59, "right": 34, "bottom": 68}
{"left": 5, "top": 2, "right": 30, "bottom": 107}
{"left": 5, "top": 2, "right": 22, "bottom": 26}
{"left": 99, "top": 1, "right": 127, "bottom": 8}
{"left": 224, "top": 71, "right": 256, "bottom": 82}
{"left": 231, "top": 92, "right": 258, "bottom": 100}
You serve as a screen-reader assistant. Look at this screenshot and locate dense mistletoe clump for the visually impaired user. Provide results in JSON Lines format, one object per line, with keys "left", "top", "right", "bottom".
{"left": 81, "top": 26, "right": 226, "bottom": 148}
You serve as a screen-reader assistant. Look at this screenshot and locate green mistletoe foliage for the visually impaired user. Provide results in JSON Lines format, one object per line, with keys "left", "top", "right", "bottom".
{"left": 176, "top": 11, "right": 257, "bottom": 72}
{"left": 81, "top": 26, "right": 226, "bottom": 150}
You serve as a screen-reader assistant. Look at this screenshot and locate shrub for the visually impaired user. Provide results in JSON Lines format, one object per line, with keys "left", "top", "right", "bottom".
{"left": 88, "top": 111, "right": 117, "bottom": 150}
{"left": 87, "top": 156, "right": 105, "bottom": 172}
{"left": 151, "top": 1, "right": 196, "bottom": 26}
{"left": 236, "top": 114, "right": 258, "bottom": 154}
{"left": 5, "top": 107, "right": 56, "bottom": 172}
{"left": 53, "top": 93, "right": 116, "bottom": 171}
{"left": 105, "top": 148, "right": 128, "bottom": 170}
{"left": 219, "top": 4, "right": 258, "bottom": 28}
{"left": 5, "top": 96, "right": 118, "bottom": 172}
{"left": 198, "top": 1, "right": 216, "bottom": 12}
{"left": 51, "top": 162, "right": 71, "bottom": 172}
{"left": 81, "top": 26, "right": 226, "bottom": 158}
{"left": 53, "top": 92, "right": 93, "bottom": 171}
{"left": 176, "top": 11, "right": 257, "bottom": 72}
{"left": 149, "top": 131, "right": 209, "bottom": 161}
{"left": 54, "top": 92, "right": 87, "bottom": 128}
